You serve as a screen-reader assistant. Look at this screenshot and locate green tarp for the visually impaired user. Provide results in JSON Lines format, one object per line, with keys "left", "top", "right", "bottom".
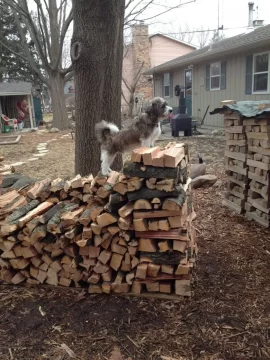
{"left": 210, "top": 100, "right": 270, "bottom": 118}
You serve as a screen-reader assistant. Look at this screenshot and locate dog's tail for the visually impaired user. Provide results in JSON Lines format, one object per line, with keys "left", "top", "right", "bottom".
{"left": 95, "top": 120, "right": 119, "bottom": 144}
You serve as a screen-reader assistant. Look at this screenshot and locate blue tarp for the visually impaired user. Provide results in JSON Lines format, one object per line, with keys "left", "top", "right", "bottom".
{"left": 210, "top": 100, "right": 270, "bottom": 118}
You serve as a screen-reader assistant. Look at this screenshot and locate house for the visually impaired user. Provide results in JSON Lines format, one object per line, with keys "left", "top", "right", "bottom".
{"left": 0, "top": 82, "right": 36, "bottom": 129}
{"left": 144, "top": 6, "right": 270, "bottom": 127}
{"left": 122, "top": 22, "right": 196, "bottom": 115}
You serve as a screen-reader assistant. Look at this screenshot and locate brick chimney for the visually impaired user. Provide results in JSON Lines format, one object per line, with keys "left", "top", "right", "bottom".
{"left": 131, "top": 21, "right": 152, "bottom": 105}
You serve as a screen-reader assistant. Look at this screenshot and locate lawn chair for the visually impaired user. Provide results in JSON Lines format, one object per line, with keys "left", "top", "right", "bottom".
{"left": 192, "top": 105, "right": 210, "bottom": 135}
{"left": 1, "top": 114, "right": 18, "bottom": 131}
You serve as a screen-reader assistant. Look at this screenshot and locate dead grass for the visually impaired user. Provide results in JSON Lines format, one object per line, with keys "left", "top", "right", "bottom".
{"left": 0, "top": 133, "right": 270, "bottom": 359}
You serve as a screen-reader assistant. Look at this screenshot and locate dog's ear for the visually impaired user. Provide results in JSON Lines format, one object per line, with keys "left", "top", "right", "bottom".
{"left": 145, "top": 105, "right": 152, "bottom": 116}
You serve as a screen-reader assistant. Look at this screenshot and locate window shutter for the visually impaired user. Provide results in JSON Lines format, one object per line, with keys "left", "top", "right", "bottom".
{"left": 220, "top": 61, "right": 226, "bottom": 90}
{"left": 205, "top": 64, "right": 210, "bottom": 91}
{"left": 170, "top": 73, "right": 173, "bottom": 98}
{"left": 245, "top": 55, "right": 253, "bottom": 95}
{"left": 161, "top": 74, "right": 164, "bottom": 97}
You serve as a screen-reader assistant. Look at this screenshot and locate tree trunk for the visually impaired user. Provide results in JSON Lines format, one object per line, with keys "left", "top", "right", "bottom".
{"left": 72, "top": 0, "right": 125, "bottom": 176}
{"left": 49, "top": 72, "right": 68, "bottom": 130}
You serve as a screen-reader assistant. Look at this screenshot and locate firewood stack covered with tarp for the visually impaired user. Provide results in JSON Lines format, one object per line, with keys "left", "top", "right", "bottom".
{"left": 211, "top": 100, "right": 270, "bottom": 227}
{"left": 0, "top": 142, "right": 197, "bottom": 299}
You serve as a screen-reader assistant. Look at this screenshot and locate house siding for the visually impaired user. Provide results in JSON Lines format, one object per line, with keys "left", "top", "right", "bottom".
{"left": 153, "top": 44, "right": 270, "bottom": 127}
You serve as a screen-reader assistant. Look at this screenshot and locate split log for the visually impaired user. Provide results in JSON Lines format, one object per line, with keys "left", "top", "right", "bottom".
{"left": 127, "top": 187, "right": 181, "bottom": 202}
{"left": 50, "top": 178, "right": 65, "bottom": 192}
{"left": 161, "top": 265, "right": 174, "bottom": 274}
{"left": 110, "top": 253, "right": 123, "bottom": 271}
{"left": 90, "top": 222, "right": 102, "bottom": 235}
{"left": 152, "top": 150, "right": 165, "bottom": 167}
{"left": 148, "top": 220, "right": 159, "bottom": 231}
{"left": 60, "top": 207, "right": 84, "bottom": 228}
{"left": 101, "top": 269, "right": 112, "bottom": 282}
{"left": 29, "top": 224, "right": 47, "bottom": 244}
{"left": 118, "top": 202, "right": 134, "bottom": 218}
{"left": 142, "top": 147, "right": 161, "bottom": 166}
{"left": 133, "top": 210, "right": 182, "bottom": 219}
{"left": 131, "top": 281, "right": 142, "bottom": 294}
{"left": 160, "top": 282, "right": 172, "bottom": 294}
{"left": 39, "top": 202, "right": 65, "bottom": 224}
{"left": 98, "top": 250, "right": 112, "bottom": 264}
{"left": 147, "top": 263, "right": 160, "bottom": 278}
{"left": 155, "top": 179, "right": 175, "bottom": 192}
{"left": 158, "top": 219, "right": 170, "bottom": 231}
{"left": 163, "top": 146, "right": 185, "bottom": 168}
{"left": 93, "top": 261, "right": 110, "bottom": 274}
{"left": 27, "top": 179, "right": 51, "bottom": 199}
{"left": 4, "top": 200, "right": 40, "bottom": 224}
{"left": 89, "top": 206, "right": 104, "bottom": 222}
{"left": 158, "top": 241, "right": 170, "bottom": 252}
{"left": 78, "top": 208, "right": 92, "bottom": 226}
{"left": 18, "top": 201, "right": 54, "bottom": 228}
{"left": 136, "top": 263, "right": 148, "bottom": 279}
{"left": 126, "top": 272, "right": 135, "bottom": 285}
{"left": 111, "top": 283, "right": 130, "bottom": 293}
{"left": 82, "top": 226, "right": 93, "bottom": 239}
{"left": 133, "top": 218, "right": 148, "bottom": 232}
{"left": 173, "top": 240, "right": 187, "bottom": 253}
{"left": 131, "top": 147, "right": 149, "bottom": 162}
{"left": 123, "top": 162, "right": 182, "bottom": 180}
{"left": 96, "top": 213, "right": 118, "bottom": 227}
{"left": 140, "top": 251, "right": 185, "bottom": 265}
{"left": 162, "top": 191, "right": 186, "bottom": 211}
{"left": 135, "top": 229, "right": 188, "bottom": 240}
{"left": 138, "top": 238, "right": 157, "bottom": 252}
{"left": 146, "top": 282, "right": 159, "bottom": 292}
{"left": 134, "top": 199, "right": 152, "bottom": 210}
{"left": 118, "top": 216, "right": 132, "bottom": 230}
{"left": 113, "top": 181, "right": 128, "bottom": 195}
{"left": 127, "top": 177, "right": 143, "bottom": 192}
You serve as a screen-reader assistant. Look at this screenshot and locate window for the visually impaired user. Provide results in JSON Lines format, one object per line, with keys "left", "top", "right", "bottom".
{"left": 210, "top": 62, "right": 221, "bottom": 90}
{"left": 253, "top": 53, "right": 269, "bottom": 93}
{"left": 164, "top": 73, "right": 170, "bottom": 97}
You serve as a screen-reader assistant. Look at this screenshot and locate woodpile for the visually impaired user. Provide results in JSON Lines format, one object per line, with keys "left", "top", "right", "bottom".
{"left": 217, "top": 101, "right": 270, "bottom": 227}
{"left": 0, "top": 143, "right": 197, "bottom": 299}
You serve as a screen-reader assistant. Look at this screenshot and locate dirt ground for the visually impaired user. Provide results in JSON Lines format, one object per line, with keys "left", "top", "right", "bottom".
{"left": 1, "top": 132, "right": 270, "bottom": 359}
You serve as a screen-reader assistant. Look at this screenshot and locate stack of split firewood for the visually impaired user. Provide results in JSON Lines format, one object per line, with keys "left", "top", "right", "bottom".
{"left": 223, "top": 112, "right": 248, "bottom": 213}
{"left": 0, "top": 142, "right": 197, "bottom": 299}
{"left": 215, "top": 100, "right": 270, "bottom": 227}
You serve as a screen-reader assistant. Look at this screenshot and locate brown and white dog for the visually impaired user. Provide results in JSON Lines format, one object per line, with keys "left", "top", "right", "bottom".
{"left": 95, "top": 97, "right": 173, "bottom": 175}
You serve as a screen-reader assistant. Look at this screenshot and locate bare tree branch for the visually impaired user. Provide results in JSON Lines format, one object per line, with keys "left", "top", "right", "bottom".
{"left": 53, "top": 7, "right": 73, "bottom": 70}
{"left": 34, "top": 0, "right": 52, "bottom": 60}
{"left": 65, "top": 70, "right": 74, "bottom": 82}
{"left": 121, "top": 89, "right": 129, "bottom": 105}
{"left": 10, "top": 7, "right": 49, "bottom": 85}
{"left": 122, "top": 76, "right": 132, "bottom": 93}
{"left": 125, "top": 0, "right": 197, "bottom": 25}
{"left": 125, "top": 0, "right": 154, "bottom": 23}
{"left": 61, "top": 63, "right": 73, "bottom": 76}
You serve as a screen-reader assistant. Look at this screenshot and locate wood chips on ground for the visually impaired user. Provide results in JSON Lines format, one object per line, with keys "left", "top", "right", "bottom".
{"left": 0, "top": 132, "right": 270, "bottom": 359}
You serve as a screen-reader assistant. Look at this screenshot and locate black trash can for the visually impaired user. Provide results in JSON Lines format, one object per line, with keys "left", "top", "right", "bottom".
{"left": 171, "top": 114, "right": 192, "bottom": 137}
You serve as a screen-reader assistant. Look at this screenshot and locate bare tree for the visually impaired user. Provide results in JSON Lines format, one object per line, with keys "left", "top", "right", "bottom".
{"left": 122, "top": 61, "right": 145, "bottom": 117}
{"left": 0, "top": 0, "right": 73, "bottom": 129}
{"left": 124, "top": 0, "right": 197, "bottom": 27}
{"left": 196, "top": 26, "right": 211, "bottom": 48}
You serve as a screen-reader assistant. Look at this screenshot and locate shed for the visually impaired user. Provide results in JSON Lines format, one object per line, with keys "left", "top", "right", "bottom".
{"left": 0, "top": 82, "right": 35, "bottom": 129}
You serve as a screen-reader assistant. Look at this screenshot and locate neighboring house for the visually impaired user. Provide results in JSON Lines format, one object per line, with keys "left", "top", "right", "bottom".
{"left": 0, "top": 82, "right": 37, "bottom": 128}
{"left": 122, "top": 22, "right": 196, "bottom": 115}
{"left": 144, "top": 11, "right": 270, "bottom": 127}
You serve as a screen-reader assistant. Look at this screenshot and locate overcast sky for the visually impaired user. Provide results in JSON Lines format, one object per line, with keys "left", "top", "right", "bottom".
{"left": 137, "top": 0, "right": 270, "bottom": 39}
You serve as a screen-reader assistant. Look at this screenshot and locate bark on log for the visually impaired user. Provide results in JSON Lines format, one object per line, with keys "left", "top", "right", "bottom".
{"left": 140, "top": 251, "right": 185, "bottom": 265}
{"left": 127, "top": 187, "right": 181, "bottom": 201}
{"left": 123, "top": 162, "right": 182, "bottom": 179}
